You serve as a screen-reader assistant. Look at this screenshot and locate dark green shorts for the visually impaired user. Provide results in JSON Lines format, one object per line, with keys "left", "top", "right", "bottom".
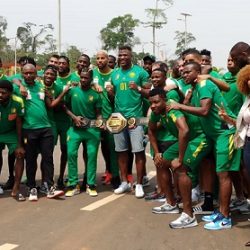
{"left": 214, "top": 132, "right": 241, "bottom": 172}
{"left": 163, "top": 133, "right": 212, "bottom": 186}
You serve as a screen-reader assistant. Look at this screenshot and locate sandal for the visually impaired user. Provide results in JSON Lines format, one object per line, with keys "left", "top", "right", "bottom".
{"left": 15, "top": 193, "right": 26, "bottom": 202}
{"left": 245, "top": 241, "right": 250, "bottom": 247}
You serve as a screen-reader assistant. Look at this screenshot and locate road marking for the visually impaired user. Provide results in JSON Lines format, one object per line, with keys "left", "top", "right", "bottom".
{"left": 81, "top": 170, "right": 156, "bottom": 211}
{"left": 81, "top": 194, "right": 125, "bottom": 211}
{"left": 0, "top": 244, "right": 19, "bottom": 250}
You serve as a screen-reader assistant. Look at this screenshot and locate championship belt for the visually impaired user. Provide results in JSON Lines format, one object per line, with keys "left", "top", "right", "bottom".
{"left": 127, "top": 117, "right": 149, "bottom": 127}
{"left": 106, "top": 113, "right": 127, "bottom": 134}
{"left": 78, "top": 117, "right": 104, "bottom": 128}
{"left": 106, "top": 113, "right": 149, "bottom": 134}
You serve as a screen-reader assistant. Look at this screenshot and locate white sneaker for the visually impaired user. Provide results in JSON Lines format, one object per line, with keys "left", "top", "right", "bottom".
{"left": 114, "top": 182, "right": 131, "bottom": 194}
{"left": 191, "top": 185, "right": 201, "bottom": 203}
{"left": 0, "top": 186, "right": 4, "bottom": 195}
{"left": 142, "top": 176, "right": 150, "bottom": 187}
{"left": 133, "top": 176, "right": 150, "bottom": 188}
{"left": 29, "top": 188, "right": 38, "bottom": 201}
{"left": 47, "top": 186, "right": 64, "bottom": 199}
{"left": 152, "top": 202, "right": 179, "bottom": 214}
{"left": 135, "top": 184, "right": 144, "bottom": 198}
{"left": 169, "top": 212, "right": 198, "bottom": 229}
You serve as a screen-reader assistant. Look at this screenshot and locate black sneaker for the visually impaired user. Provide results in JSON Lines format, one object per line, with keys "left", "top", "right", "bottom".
{"left": 111, "top": 176, "right": 121, "bottom": 189}
{"left": 192, "top": 205, "right": 214, "bottom": 215}
{"left": 57, "top": 178, "right": 65, "bottom": 190}
{"left": 2, "top": 177, "right": 14, "bottom": 190}
{"left": 39, "top": 182, "right": 49, "bottom": 195}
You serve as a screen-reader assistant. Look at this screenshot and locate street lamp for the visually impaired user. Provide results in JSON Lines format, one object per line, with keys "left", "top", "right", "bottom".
{"left": 179, "top": 12, "right": 192, "bottom": 49}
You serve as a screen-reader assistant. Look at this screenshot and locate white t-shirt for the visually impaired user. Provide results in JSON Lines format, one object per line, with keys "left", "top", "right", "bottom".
{"left": 243, "top": 106, "right": 250, "bottom": 137}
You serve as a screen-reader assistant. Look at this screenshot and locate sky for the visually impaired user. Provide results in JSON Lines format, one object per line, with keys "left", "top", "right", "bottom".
{"left": 1, "top": 0, "right": 250, "bottom": 68}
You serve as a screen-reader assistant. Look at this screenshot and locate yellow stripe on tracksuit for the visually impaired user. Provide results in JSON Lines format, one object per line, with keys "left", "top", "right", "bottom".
{"left": 192, "top": 140, "right": 206, "bottom": 158}
{"left": 228, "top": 134, "right": 234, "bottom": 160}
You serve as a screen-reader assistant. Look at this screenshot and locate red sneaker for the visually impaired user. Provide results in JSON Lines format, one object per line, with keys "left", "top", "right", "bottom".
{"left": 127, "top": 174, "right": 134, "bottom": 185}
{"left": 102, "top": 172, "right": 112, "bottom": 185}
{"left": 101, "top": 171, "right": 108, "bottom": 181}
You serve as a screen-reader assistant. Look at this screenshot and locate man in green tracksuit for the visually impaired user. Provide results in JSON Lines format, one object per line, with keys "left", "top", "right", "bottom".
{"left": 65, "top": 68, "right": 102, "bottom": 197}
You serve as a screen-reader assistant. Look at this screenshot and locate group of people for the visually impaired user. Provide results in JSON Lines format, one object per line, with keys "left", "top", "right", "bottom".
{"left": 0, "top": 42, "right": 250, "bottom": 239}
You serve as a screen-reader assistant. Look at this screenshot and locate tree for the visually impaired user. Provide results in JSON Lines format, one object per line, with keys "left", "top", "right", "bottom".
{"left": 16, "top": 22, "right": 54, "bottom": 54}
{"left": 65, "top": 45, "right": 81, "bottom": 69}
{"left": 100, "top": 14, "right": 140, "bottom": 51}
{"left": 44, "top": 34, "right": 57, "bottom": 53}
{"left": 142, "top": 0, "right": 173, "bottom": 55}
{"left": 174, "top": 31, "right": 196, "bottom": 56}
{"left": 0, "top": 16, "right": 9, "bottom": 54}
{"left": 132, "top": 51, "right": 149, "bottom": 65}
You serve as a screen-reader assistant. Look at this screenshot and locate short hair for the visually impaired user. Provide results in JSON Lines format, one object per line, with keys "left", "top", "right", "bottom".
{"left": 109, "top": 55, "right": 116, "bottom": 62}
{"left": 18, "top": 56, "right": 36, "bottom": 67}
{"left": 81, "top": 54, "right": 90, "bottom": 63}
{"left": 0, "top": 79, "right": 13, "bottom": 92}
{"left": 81, "top": 67, "right": 93, "bottom": 79}
{"left": 152, "top": 68, "right": 167, "bottom": 76}
{"left": 59, "top": 55, "right": 70, "bottom": 64}
{"left": 118, "top": 45, "right": 132, "bottom": 52}
{"left": 200, "top": 49, "right": 211, "bottom": 57}
{"left": 153, "top": 61, "right": 168, "bottom": 73}
{"left": 184, "top": 61, "right": 201, "bottom": 72}
{"left": 97, "top": 50, "right": 108, "bottom": 57}
{"left": 149, "top": 88, "right": 166, "bottom": 99}
{"left": 44, "top": 65, "right": 58, "bottom": 75}
{"left": 237, "top": 65, "right": 250, "bottom": 95}
{"left": 181, "top": 48, "right": 200, "bottom": 59}
{"left": 230, "top": 42, "right": 250, "bottom": 54}
{"left": 50, "top": 54, "right": 59, "bottom": 59}
{"left": 230, "top": 42, "right": 250, "bottom": 69}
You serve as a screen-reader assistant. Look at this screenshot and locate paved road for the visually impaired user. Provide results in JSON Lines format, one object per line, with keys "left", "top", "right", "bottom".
{"left": 0, "top": 145, "right": 249, "bottom": 250}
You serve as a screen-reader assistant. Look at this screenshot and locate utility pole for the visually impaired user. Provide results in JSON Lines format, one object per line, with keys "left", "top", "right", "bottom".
{"left": 8, "top": 37, "right": 17, "bottom": 74}
{"left": 152, "top": 0, "right": 159, "bottom": 55}
{"left": 57, "top": 0, "right": 62, "bottom": 54}
{"left": 180, "top": 12, "right": 191, "bottom": 49}
{"left": 142, "top": 0, "right": 171, "bottom": 56}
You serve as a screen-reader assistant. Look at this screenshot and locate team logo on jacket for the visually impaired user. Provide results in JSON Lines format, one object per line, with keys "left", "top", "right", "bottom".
{"left": 129, "top": 72, "right": 135, "bottom": 78}
{"left": 11, "top": 108, "right": 16, "bottom": 113}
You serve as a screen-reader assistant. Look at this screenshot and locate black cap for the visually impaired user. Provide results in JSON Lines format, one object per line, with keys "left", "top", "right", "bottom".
{"left": 143, "top": 55, "right": 156, "bottom": 63}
